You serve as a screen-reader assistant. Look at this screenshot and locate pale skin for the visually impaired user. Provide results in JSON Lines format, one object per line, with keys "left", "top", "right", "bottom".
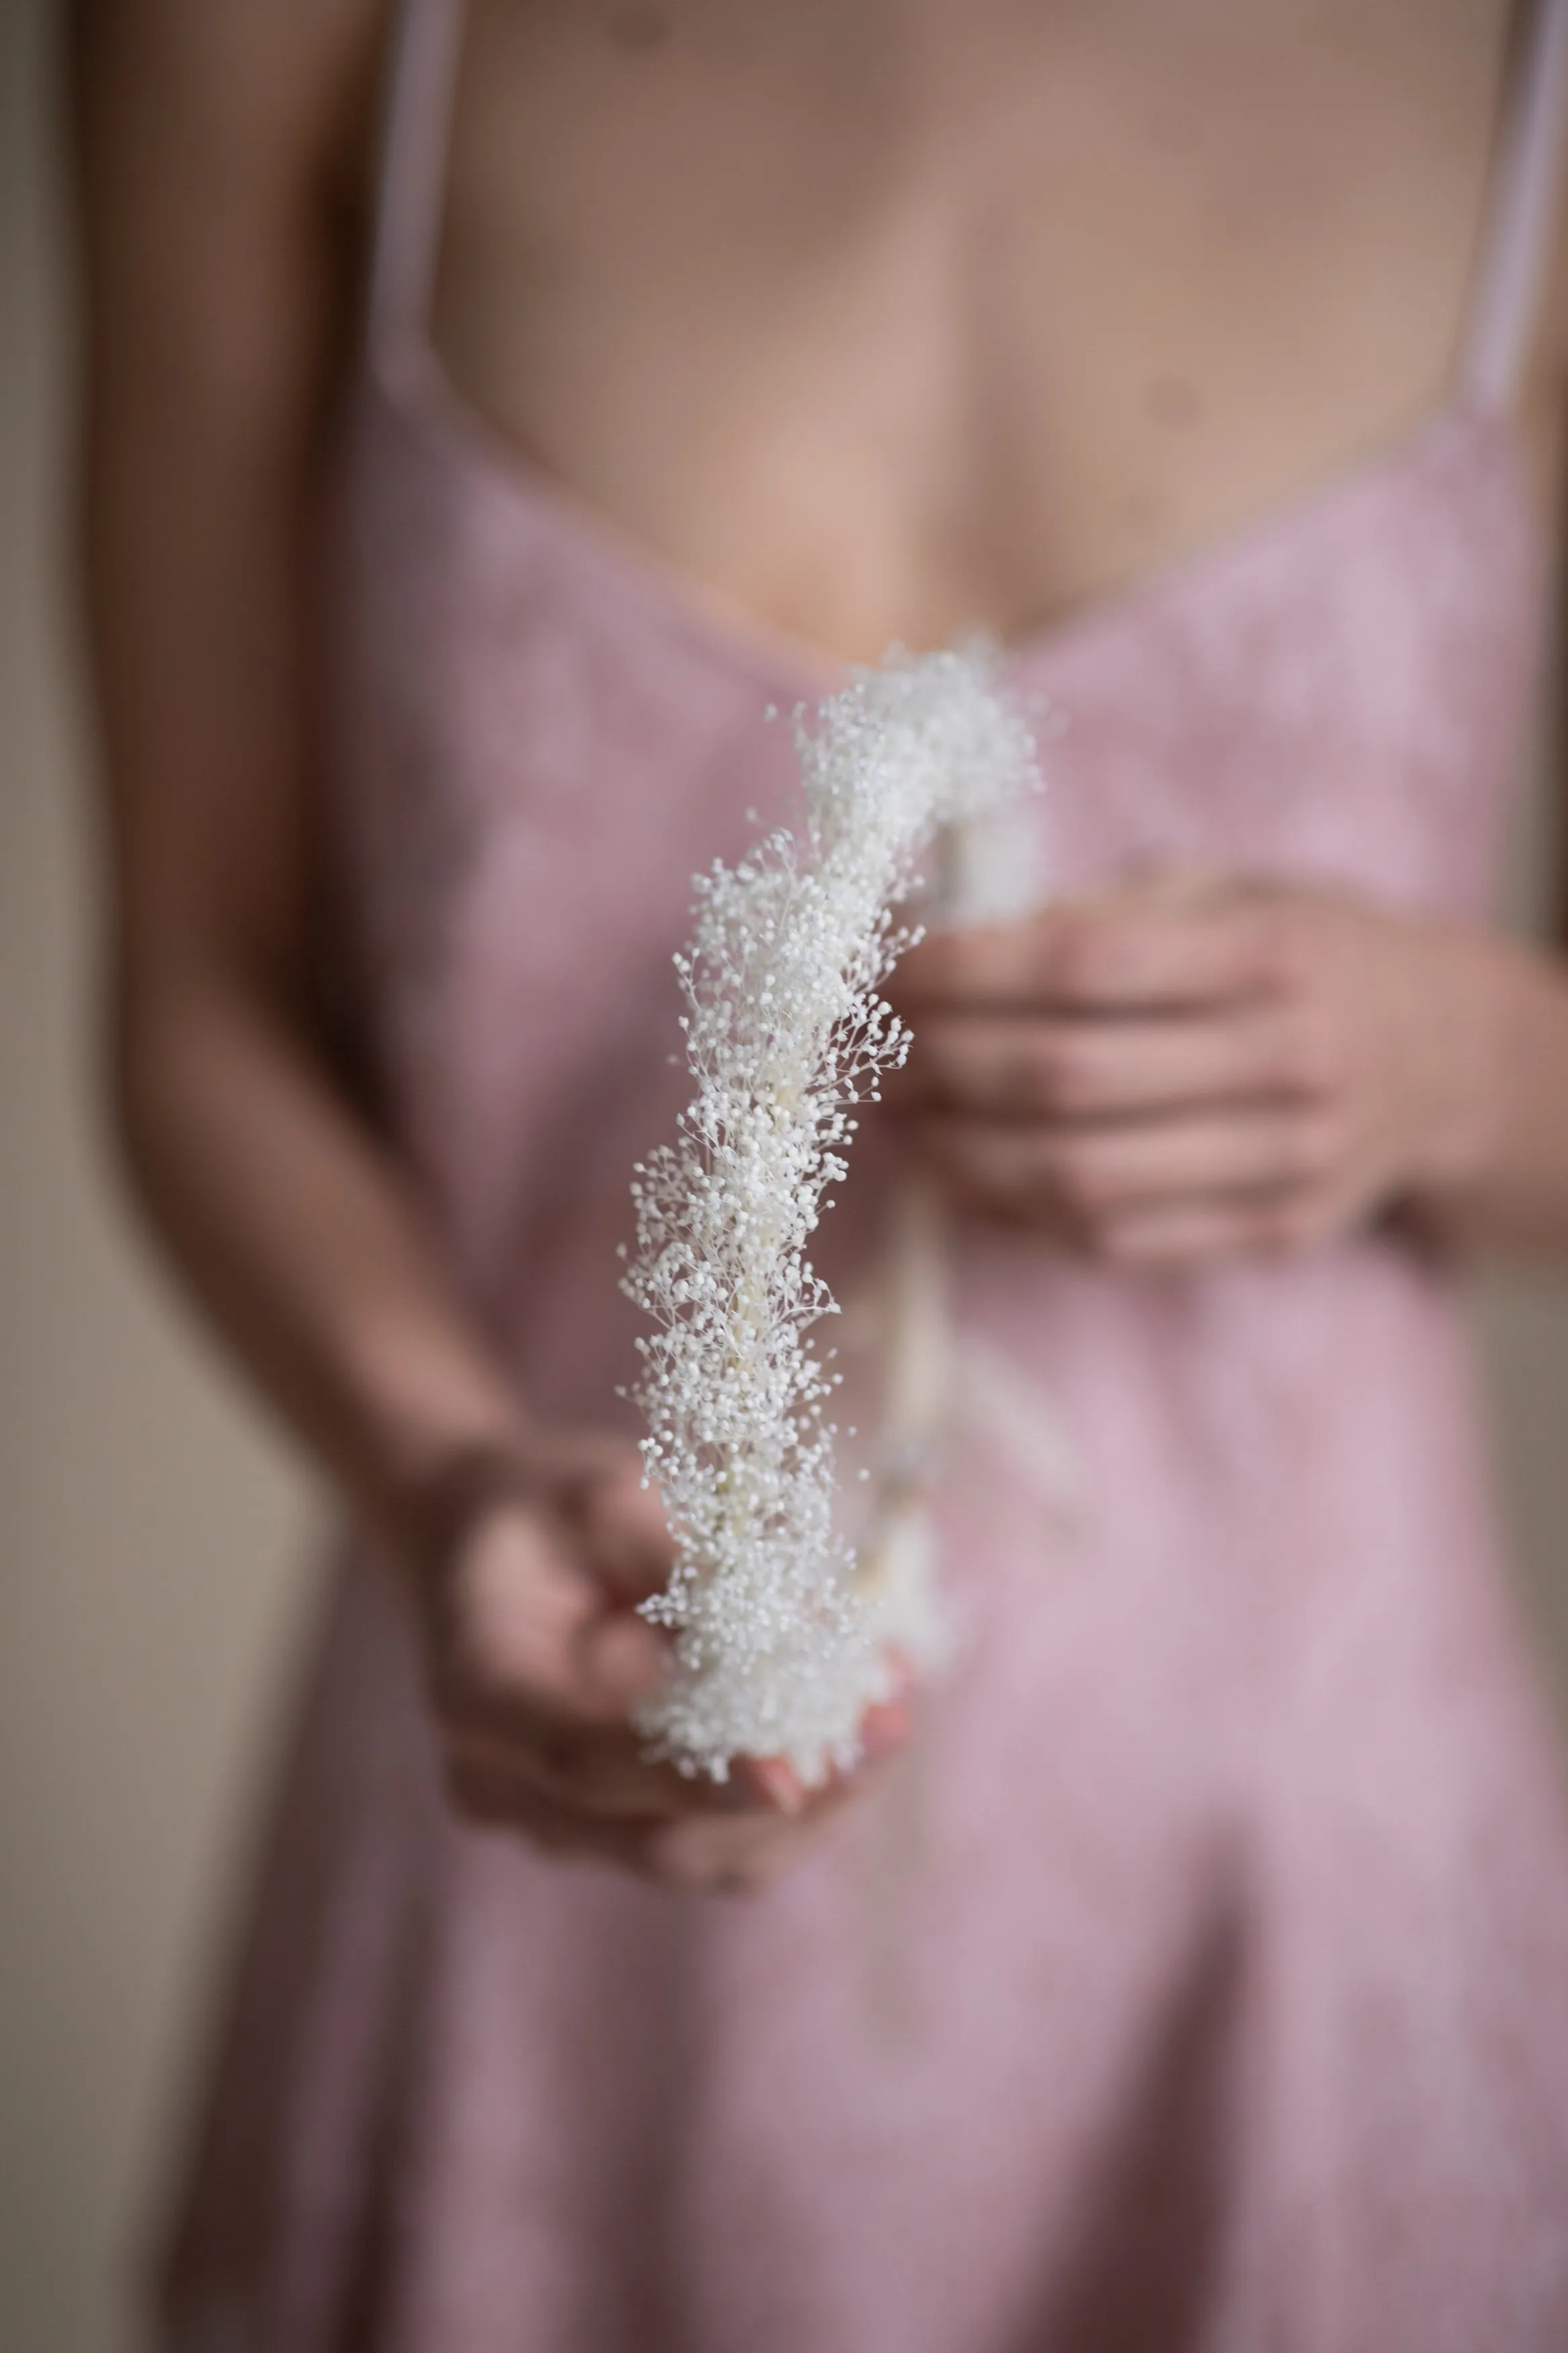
{"left": 70, "top": 0, "right": 1568, "bottom": 1889}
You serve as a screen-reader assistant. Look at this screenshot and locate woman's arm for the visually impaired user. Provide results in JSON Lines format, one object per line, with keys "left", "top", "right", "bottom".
{"left": 892, "top": 880, "right": 1568, "bottom": 1262}
{"left": 67, "top": 0, "right": 855, "bottom": 1880}
{"left": 70, "top": 0, "right": 512, "bottom": 1545}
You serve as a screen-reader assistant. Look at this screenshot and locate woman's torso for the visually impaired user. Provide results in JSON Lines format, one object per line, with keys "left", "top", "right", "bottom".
{"left": 331, "top": 0, "right": 1565, "bottom": 1373}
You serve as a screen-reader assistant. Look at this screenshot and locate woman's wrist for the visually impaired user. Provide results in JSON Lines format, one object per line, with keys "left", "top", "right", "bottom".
{"left": 391, "top": 1439, "right": 539, "bottom": 1591}
{"left": 1403, "top": 928, "right": 1568, "bottom": 1250}
{"left": 374, "top": 1417, "right": 644, "bottom": 1616}
{"left": 358, "top": 1430, "right": 548, "bottom": 1631}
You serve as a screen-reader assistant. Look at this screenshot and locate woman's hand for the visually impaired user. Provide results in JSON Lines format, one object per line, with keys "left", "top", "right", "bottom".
{"left": 405, "top": 1435, "right": 909, "bottom": 1892}
{"left": 891, "top": 874, "right": 1514, "bottom": 1265}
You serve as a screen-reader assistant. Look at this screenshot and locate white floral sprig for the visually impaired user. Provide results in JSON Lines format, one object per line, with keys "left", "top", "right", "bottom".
{"left": 622, "top": 645, "right": 1039, "bottom": 1784}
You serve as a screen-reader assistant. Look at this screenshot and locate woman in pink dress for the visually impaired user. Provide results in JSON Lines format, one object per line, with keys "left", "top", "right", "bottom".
{"left": 73, "top": 0, "right": 1568, "bottom": 2344}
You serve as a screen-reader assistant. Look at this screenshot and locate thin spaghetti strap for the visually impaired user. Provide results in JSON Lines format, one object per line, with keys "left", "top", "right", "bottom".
{"left": 1463, "top": 0, "right": 1568, "bottom": 408}
{"left": 365, "top": 0, "right": 466, "bottom": 349}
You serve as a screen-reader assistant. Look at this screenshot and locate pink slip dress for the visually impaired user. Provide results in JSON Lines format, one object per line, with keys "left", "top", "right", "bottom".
{"left": 156, "top": 4, "right": 1568, "bottom": 2347}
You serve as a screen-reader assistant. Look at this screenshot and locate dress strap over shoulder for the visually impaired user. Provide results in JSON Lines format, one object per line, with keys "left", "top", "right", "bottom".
{"left": 365, "top": 0, "right": 466, "bottom": 349}
{"left": 1462, "top": 0, "right": 1568, "bottom": 409}
{"left": 362, "top": 0, "right": 1567, "bottom": 402}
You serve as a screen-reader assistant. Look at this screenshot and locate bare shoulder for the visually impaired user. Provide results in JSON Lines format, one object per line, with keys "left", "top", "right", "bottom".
{"left": 67, "top": 0, "right": 399, "bottom": 969}
{"left": 69, "top": 0, "right": 390, "bottom": 351}
{"left": 69, "top": 0, "right": 386, "bottom": 175}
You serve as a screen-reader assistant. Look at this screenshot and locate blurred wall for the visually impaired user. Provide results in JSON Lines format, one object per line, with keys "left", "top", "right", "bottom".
{"left": 3, "top": 4, "right": 1567, "bottom": 2351}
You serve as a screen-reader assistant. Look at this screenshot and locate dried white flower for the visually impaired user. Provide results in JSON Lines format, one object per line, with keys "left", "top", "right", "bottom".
{"left": 622, "top": 645, "right": 1040, "bottom": 1784}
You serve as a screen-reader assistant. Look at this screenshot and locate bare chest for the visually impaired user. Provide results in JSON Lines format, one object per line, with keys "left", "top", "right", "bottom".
{"left": 423, "top": 0, "right": 1533, "bottom": 661}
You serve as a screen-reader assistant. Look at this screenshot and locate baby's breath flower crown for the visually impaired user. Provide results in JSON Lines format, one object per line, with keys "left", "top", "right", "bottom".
{"left": 622, "top": 645, "right": 1040, "bottom": 1785}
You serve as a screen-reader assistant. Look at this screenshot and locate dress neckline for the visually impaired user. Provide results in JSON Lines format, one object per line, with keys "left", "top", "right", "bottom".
{"left": 365, "top": 329, "right": 1536, "bottom": 705}
{"left": 359, "top": 0, "right": 1566, "bottom": 699}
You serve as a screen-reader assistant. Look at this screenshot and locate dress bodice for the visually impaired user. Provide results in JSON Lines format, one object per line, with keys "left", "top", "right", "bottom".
{"left": 321, "top": 337, "right": 1546, "bottom": 1421}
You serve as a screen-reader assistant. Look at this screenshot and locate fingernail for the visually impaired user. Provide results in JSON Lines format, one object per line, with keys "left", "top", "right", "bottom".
{"left": 753, "top": 1758, "right": 807, "bottom": 1816}
{"left": 883, "top": 1647, "right": 917, "bottom": 1698}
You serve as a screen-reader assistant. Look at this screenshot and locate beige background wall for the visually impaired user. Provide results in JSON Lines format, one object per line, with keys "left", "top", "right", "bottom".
{"left": 3, "top": 5, "right": 1568, "bottom": 2350}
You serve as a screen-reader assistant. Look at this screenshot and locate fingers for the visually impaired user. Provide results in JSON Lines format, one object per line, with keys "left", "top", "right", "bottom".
{"left": 440, "top": 1718, "right": 714, "bottom": 1822}
{"left": 427, "top": 1489, "right": 711, "bottom": 1821}
{"left": 444, "top": 1739, "right": 878, "bottom": 1890}
{"left": 442, "top": 1753, "right": 664, "bottom": 1871}
{"left": 433, "top": 1425, "right": 922, "bottom": 1882}
{"left": 741, "top": 1693, "right": 913, "bottom": 1817}
{"left": 1088, "top": 1185, "right": 1352, "bottom": 1265}
{"left": 897, "top": 892, "right": 1283, "bottom": 1018}
{"left": 443, "top": 1522, "right": 827, "bottom": 1823}
{"left": 907, "top": 1004, "right": 1326, "bottom": 1123}
{"left": 444, "top": 1502, "right": 669, "bottom": 1731}
{"left": 646, "top": 1704, "right": 913, "bottom": 1885}
{"left": 644, "top": 1806, "right": 837, "bottom": 1894}
{"left": 444, "top": 1749, "right": 799, "bottom": 1886}
{"left": 444, "top": 1683, "right": 916, "bottom": 1888}
{"left": 444, "top": 1683, "right": 913, "bottom": 1831}
{"left": 887, "top": 878, "right": 1412, "bottom": 1260}
{"left": 571, "top": 1455, "right": 677, "bottom": 1607}
{"left": 921, "top": 1105, "right": 1338, "bottom": 1227}
{"left": 436, "top": 1481, "right": 887, "bottom": 1834}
